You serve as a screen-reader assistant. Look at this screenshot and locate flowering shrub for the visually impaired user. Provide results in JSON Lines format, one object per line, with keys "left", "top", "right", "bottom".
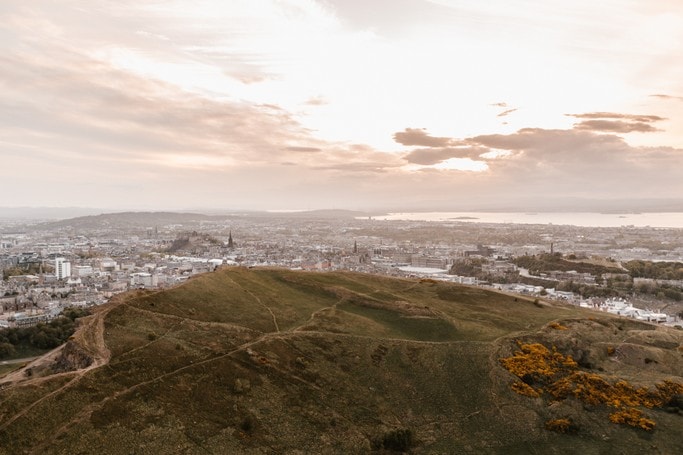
{"left": 548, "top": 322, "right": 568, "bottom": 330}
{"left": 511, "top": 381, "right": 541, "bottom": 398}
{"left": 500, "top": 342, "right": 682, "bottom": 431}
{"left": 609, "top": 408, "right": 656, "bottom": 431}
{"left": 545, "top": 418, "right": 573, "bottom": 433}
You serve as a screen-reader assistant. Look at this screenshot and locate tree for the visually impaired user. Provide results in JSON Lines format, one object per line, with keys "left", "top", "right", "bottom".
{"left": 0, "top": 342, "right": 16, "bottom": 358}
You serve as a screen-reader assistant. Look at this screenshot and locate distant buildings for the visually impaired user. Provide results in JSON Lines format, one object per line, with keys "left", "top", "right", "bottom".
{"left": 55, "top": 257, "right": 71, "bottom": 280}
{"left": 73, "top": 265, "right": 94, "bottom": 278}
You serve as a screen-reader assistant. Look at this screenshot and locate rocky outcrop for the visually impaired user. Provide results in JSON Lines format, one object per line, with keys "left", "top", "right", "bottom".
{"left": 50, "top": 340, "right": 94, "bottom": 373}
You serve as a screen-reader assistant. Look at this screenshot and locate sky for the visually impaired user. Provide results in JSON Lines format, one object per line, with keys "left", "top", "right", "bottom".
{"left": 1, "top": 0, "right": 683, "bottom": 212}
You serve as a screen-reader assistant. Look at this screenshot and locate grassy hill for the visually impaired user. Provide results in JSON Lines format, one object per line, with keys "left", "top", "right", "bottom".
{"left": 0, "top": 268, "right": 681, "bottom": 454}
{"left": 34, "top": 211, "right": 219, "bottom": 231}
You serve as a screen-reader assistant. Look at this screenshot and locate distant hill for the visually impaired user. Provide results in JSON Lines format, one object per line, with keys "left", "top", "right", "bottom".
{"left": 0, "top": 269, "right": 681, "bottom": 454}
{"left": 265, "top": 209, "right": 376, "bottom": 219}
{"left": 0, "top": 206, "right": 106, "bottom": 220}
{"left": 28, "top": 209, "right": 375, "bottom": 231}
{"left": 33, "top": 211, "right": 221, "bottom": 230}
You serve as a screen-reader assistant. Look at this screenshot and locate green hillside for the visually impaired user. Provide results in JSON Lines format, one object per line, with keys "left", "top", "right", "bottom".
{"left": 0, "top": 268, "right": 681, "bottom": 454}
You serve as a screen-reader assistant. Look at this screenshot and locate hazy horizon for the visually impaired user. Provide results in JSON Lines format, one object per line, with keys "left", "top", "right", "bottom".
{"left": 2, "top": 1, "right": 682, "bottom": 211}
{"left": 4, "top": 202, "right": 683, "bottom": 223}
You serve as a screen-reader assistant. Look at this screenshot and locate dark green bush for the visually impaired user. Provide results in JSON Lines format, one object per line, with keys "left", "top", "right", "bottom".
{"left": 382, "top": 428, "right": 413, "bottom": 452}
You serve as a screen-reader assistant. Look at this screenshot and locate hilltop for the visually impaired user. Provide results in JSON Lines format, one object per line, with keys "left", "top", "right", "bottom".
{"left": 32, "top": 211, "right": 220, "bottom": 231}
{"left": 0, "top": 209, "right": 376, "bottom": 232}
{"left": 0, "top": 268, "right": 681, "bottom": 454}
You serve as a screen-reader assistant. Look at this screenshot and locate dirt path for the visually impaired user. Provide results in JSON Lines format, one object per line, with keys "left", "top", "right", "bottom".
{"left": 0, "top": 304, "right": 111, "bottom": 388}
{"left": 224, "top": 274, "right": 281, "bottom": 332}
{"left": 0, "top": 299, "right": 118, "bottom": 434}
{"left": 0, "top": 356, "right": 40, "bottom": 366}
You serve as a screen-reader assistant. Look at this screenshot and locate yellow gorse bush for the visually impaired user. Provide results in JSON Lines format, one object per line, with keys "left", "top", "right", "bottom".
{"left": 500, "top": 342, "right": 682, "bottom": 431}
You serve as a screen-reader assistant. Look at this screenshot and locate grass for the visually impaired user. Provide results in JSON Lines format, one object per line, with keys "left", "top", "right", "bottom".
{"left": 337, "top": 301, "right": 460, "bottom": 341}
{"left": 0, "top": 268, "right": 681, "bottom": 455}
{"left": 0, "top": 362, "right": 24, "bottom": 377}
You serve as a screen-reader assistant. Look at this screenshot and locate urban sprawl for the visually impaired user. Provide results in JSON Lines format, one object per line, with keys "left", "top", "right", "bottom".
{"left": 2, "top": 213, "right": 683, "bottom": 329}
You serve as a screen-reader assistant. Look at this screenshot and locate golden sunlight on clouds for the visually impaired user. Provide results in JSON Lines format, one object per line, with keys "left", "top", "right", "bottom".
{"left": 479, "top": 149, "right": 513, "bottom": 160}
{"left": 1, "top": 0, "right": 682, "bottom": 210}
{"left": 433, "top": 158, "right": 489, "bottom": 172}
{"left": 95, "top": 47, "right": 241, "bottom": 98}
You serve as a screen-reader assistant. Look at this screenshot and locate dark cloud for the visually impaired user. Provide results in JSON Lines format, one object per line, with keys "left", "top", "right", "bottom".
{"left": 403, "top": 147, "right": 488, "bottom": 165}
{"left": 473, "top": 128, "right": 603, "bottom": 151}
{"left": 458, "top": 127, "right": 683, "bottom": 204}
{"left": 470, "top": 128, "right": 630, "bottom": 163}
{"left": 566, "top": 112, "right": 666, "bottom": 123}
{"left": 565, "top": 112, "right": 665, "bottom": 133}
{"left": 497, "top": 108, "right": 517, "bottom": 118}
{"left": 649, "top": 94, "right": 683, "bottom": 101}
{"left": 469, "top": 128, "right": 683, "bottom": 172}
{"left": 393, "top": 128, "right": 455, "bottom": 147}
{"left": 573, "top": 120, "right": 660, "bottom": 133}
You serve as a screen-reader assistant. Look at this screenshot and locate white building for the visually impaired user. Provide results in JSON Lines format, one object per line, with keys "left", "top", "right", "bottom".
{"left": 73, "top": 265, "right": 94, "bottom": 278}
{"left": 130, "top": 272, "right": 157, "bottom": 288}
{"left": 100, "top": 258, "right": 118, "bottom": 272}
{"left": 55, "top": 257, "right": 71, "bottom": 280}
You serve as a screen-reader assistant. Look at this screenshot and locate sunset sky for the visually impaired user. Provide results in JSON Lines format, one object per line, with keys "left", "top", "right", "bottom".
{"left": 2, "top": 0, "right": 683, "bottom": 211}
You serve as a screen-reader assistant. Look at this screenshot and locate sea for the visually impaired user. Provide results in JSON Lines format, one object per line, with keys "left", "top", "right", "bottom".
{"left": 367, "top": 212, "right": 683, "bottom": 229}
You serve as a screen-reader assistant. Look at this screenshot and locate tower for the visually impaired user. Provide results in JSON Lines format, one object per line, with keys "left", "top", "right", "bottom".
{"left": 228, "top": 231, "right": 234, "bottom": 249}
{"left": 353, "top": 240, "right": 357, "bottom": 254}
{"left": 55, "top": 257, "right": 71, "bottom": 280}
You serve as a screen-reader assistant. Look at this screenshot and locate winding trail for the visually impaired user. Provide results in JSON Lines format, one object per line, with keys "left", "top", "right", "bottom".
{"left": 223, "top": 274, "right": 281, "bottom": 332}
{"left": 0, "top": 299, "right": 114, "bottom": 433}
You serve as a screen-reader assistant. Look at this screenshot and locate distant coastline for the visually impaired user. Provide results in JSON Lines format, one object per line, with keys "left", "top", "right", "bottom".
{"left": 367, "top": 211, "right": 683, "bottom": 229}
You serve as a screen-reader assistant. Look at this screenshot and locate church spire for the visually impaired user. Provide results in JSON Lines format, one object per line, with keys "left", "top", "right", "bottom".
{"left": 228, "top": 231, "right": 234, "bottom": 248}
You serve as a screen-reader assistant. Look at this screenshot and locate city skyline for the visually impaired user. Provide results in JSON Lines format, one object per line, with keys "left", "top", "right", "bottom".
{"left": 2, "top": 1, "right": 683, "bottom": 211}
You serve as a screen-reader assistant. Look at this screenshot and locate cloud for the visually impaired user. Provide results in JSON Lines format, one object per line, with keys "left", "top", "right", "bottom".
{"left": 497, "top": 108, "right": 518, "bottom": 118}
{"left": 304, "top": 96, "right": 328, "bottom": 106}
{"left": 573, "top": 120, "right": 660, "bottom": 133}
{"left": 2, "top": 1, "right": 682, "bottom": 211}
{"left": 284, "top": 146, "right": 322, "bottom": 153}
{"left": 467, "top": 128, "right": 683, "bottom": 195}
{"left": 0, "top": 31, "right": 404, "bottom": 206}
{"left": 312, "top": 162, "right": 393, "bottom": 173}
{"left": 393, "top": 128, "right": 456, "bottom": 147}
{"left": 490, "top": 102, "right": 518, "bottom": 119}
{"left": 403, "top": 147, "right": 488, "bottom": 165}
{"left": 323, "top": 0, "right": 458, "bottom": 37}
{"left": 566, "top": 112, "right": 666, "bottom": 123}
{"left": 650, "top": 94, "right": 683, "bottom": 101}
{"left": 470, "top": 128, "right": 627, "bottom": 156}
{"left": 565, "top": 112, "right": 666, "bottom": 134}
